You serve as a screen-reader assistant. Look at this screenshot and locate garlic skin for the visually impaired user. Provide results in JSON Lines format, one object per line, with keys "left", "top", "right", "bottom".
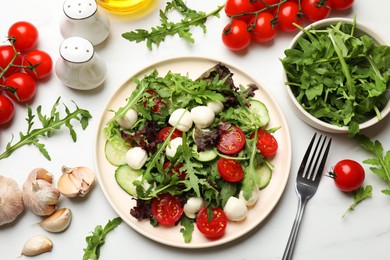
{"left": 0, "top": 175, "right": 24, "bottom": 226}
{"left": 38, "top": 208, "right": 72, "bottom": 233}
{"left": 57, "top": 166, "right": 95, "bottom": 197}
{"left": 21, "top": 234, "right": 53, "bottom": 256}
{"left": 23, "top": 168, "right": 60, "bottom": 216}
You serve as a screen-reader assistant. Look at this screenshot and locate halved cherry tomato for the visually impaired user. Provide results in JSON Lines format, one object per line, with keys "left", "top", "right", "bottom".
{"left": 217, "top": 125, "right": 246, "bottom": 155}
{"left": 5, "top": 72, "right": 37, "bottom": 102}
{"left": 276, "top": 1, "right": 303, "bottom": 32}
{"left": 0, "top": 95, "right": 15, "bottom": 125}
{"left": 248, "top": 12, "right": 278, "bottom": 43}
{"left": 222, "top": 19, "right": 252, "bottom": 51}
{"left": 328, "top": 0, "right": 354, "bottom": 10}
{"left": 301, "top": 0, "right": 331, "bottom": 21}
{"left": 163, "top": 161, "right": 186, "bottom": 180}
{"left": 256, "top": 129, "right": 278, "bottom": 157}
{"left": 330, "top": 159, "right": 365, "bottom": 192}
{"left": 0, "top": 45, "right": 22, "bottom": 77}
{"left": 8, "top": 21, "right": 39, "bottom": 52}
{"left": 22, "top": 49, "right": 53, "bottom": 79}
{"left": 151, "top": 193, "right": 183, "bottom": 225}
{"left": 217, "top": 158, "right": 244, "bottom": 182}
{"left": 196, "top": 207, "right": 227, "bottom": 238}
{"left": 157, "top": 126, "right": 183, "bottom": 142}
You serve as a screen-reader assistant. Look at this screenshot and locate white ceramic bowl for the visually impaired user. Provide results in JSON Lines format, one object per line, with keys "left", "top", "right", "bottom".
{"left": 284, "top": 18, "right": 390, "bottom": 133}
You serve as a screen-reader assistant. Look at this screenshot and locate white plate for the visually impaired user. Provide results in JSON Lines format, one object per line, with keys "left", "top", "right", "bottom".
{"left": 93, "top": 56, "right": 292, "bottom": 249}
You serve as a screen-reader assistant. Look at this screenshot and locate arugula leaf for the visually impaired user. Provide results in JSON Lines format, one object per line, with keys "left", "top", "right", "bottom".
{"left": 0, "top": 97, "right": 92, "bottom": 161}
{"left": 354, "top": 134, "right": 390, "bottom": 194}
{"left": 83, "top": 217, "right": 122, "bottom": 260}
{"left": 342, "top": 185, "right": 372, "bottom": 218}
{"left": 122, "top": 0, "right": 224, "bottom": 49}
{"left": 180, "top": 216, "right": 194, "bottom": 243}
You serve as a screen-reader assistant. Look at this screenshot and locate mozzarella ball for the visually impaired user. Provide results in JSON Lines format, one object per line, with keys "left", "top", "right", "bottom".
{"left": 183, "top": 197, "right": 204, "bottom": 219}
{"left": 224, "top": 196, "right": 248, "bottom": 222}
{"left": 165, "top": 137, "right": 183, "bottom": 158}
{"left": 207, "top": 100, "right": 224, "bottom": 114}
{"left": 239, "top": 186, "right": 260, "bottom": 207}
{"left": 125, "top": 147, "right": 148, "bottom": 170}
{"left": 190, "top": 106, "right": 215, "bottom": 129}
{"left": 168, "top": 109, "right": 193, "bottom": 132}
{"left": 116, "top": 108, "right": 138, "bottom": 129}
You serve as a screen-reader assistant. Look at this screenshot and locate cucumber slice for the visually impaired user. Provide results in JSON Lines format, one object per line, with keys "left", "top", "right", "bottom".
{"left": 104, "top": 140, "right": 130, "bottom": 166}
{"left": 115, "top": 165, "right": 142, "bottom": 196}
{"left": 256, "top": 164, "right": 272, "bottom": 189}
{"left": 249, "top": 99, "right": 270, "bottom": 127}
{"left": 192, "top": 145, "right": 218, "bottom": 162}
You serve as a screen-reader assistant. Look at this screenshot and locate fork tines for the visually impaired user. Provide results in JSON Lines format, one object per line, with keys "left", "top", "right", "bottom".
{"left": 299, "top": 133, "right": 332, "bottom": 181}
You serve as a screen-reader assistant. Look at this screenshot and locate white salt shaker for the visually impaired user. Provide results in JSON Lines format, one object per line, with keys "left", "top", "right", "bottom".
{"left": 59, "top": 0, "right": 110, "bottom": 46}
{"left": 55, "top": 36, "right": 106, "bottom": 90}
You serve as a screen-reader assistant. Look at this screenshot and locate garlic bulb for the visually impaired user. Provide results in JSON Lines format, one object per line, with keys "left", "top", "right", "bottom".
{"left": 21, "top": 234, "right": 53, "bottom": 256}
{"left": 57, "top": 166, "right": 95, "bottom": 197}
{"left": 38, "top": 208, "right": 72, "bottom": 232}
{"left": 0, "top": 175, "right": 24, "bottom": 226}
{"left": 23, "top": 168, "right": 60, "bottom": 216}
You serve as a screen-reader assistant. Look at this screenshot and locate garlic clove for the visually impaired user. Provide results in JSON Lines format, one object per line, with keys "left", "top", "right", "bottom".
{"left": 38, "top": 208, "right": 72, "bottom": 232}
{"left": 58, "top": 166, "right": 95, "bottom": 197}
{"left": 21, "top": 234, "right": 53, "bottom": 256}
{"left": 0, "top": 175, "right": 24, "bottom": 226}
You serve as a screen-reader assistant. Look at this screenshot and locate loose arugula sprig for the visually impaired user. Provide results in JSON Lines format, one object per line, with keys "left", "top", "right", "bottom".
{"left": 342, "top": 185, "right": 372, "bottom": 218}
{"left": 0, "top": 97, "right": 92, "bottom": 161}
{"left": 354, "top": 134, "right": 390, "bottom": 194}
{"left": 122, "top": 0, "right": 224, "bottom": 49}
{"left": 82, "top": 217, "right": 122, "bottom": 260}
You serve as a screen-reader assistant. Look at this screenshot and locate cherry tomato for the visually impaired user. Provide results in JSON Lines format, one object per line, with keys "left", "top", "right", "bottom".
{"left": 22, "top": 49, "right": 53, "bottom": 79}
{"left": 248, "top": 12, "right": 278, "bottom": 43}
{"left": 225, "top": 0, "right": 256, "bottom": 22}
{"left": 0, "top": 45, "right": 22, "bottom": 77}
{"left": 331, "top": 159, "right": 365, "bottom": 192}
{"left": 276, "top": 1, "right": 303, "bottom": 32}
{"left": 0, "top": 95, "right": 15, "bottom": 125}
{"left": 301, "top": 0, "right": 331, "bottom": 21}
{"left": 4, "top": 72, "right": 37, "bottom": 103}
{"left": 255, "top": 129, "right": 278, "bottom": 157}
{"left": 157, "top": 126, "right": 183, "bottom": 142}
{"left": 8, "top": 21, "right": 39, "bottom": 52}
{"left": 151, "top": 193, "right": 183, "bottom": 225}
{"left": 217, "top": 158, "right": 244, "bottom": 182}
{"left": 163, "top": 161, "right": 186, "bottom": 180}
{"left": 196, "top": 207, "right": 227, "bottom": 238}
{"left": 328, "top": 0, "right": 354, "bottom": 10}
{"left": 253, "top": 0, "right": 280, "bottom": 12}
{"left": 217, "top": 125, "right": 246, "bottom": 155}
{"left": 222, "top": 20, "right": 252, "bottom": 51}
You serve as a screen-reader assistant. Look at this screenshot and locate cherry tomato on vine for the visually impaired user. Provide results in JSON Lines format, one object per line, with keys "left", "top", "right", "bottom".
{"left": 248, "top": 12, "right": 278, "bottom": 43}
{"left": 151, "top": 193, "right": 183, "bottom": 225}
{"left": 330, "top": 159, "right": 365, "bottom": 192}
{"left": 4, "top": 72, "right": 37, "bottom": 103}
{"left": 252, "top": 0, "right": 280, "bottom": 13}
{"left": 217, "top": 158, "right": 245, "bottom": 182}
{"left": 0, "top": 95, "right": 15, "bottom": 125}
{"left": 254, "top": 129, "right": 278, "bottom": 157}
{"left": 222, "top": 19, "right": 252, "bottom": 51}
{"left": 8, "top": 21, "right": 39, "bottom": 52}
{"left": 22, "top": 49, "right": 53, "bottom": 79}
{"left": 328, "top": 0, "right": 354, "bottom": 10}
{"left": 0, "top": 45, "right": 22, "bottom": 77}
{"left": 217, "top": 125, "right": 246, "bottom": 154}
{"left": 225, "top": 0, "right": 256, "bottom": 22}
{"left": 196, "top": 207, "right": 227, "bottom": 238}
{"left": 301, "top": 0, "right": 331, "bottom": 21}
{"left": 276, "top": 1, "right": 303, "bottom": 32}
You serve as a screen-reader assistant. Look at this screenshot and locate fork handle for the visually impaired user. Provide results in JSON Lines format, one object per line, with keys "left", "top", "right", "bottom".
{"left": 282, "top": 196, "right": 308, "bottom": 260}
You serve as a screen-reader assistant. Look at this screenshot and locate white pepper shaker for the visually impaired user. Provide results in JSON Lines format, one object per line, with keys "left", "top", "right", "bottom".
{"left": 59, "top": 0, "right": 110, "bottom": 46}
{"left": 55, "top": 36, "right": 106, "bottom": 90}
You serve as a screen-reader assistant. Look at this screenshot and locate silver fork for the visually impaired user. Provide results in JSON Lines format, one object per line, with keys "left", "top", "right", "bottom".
{"left": 282, "top": 133, "right": 332, "bottom": 260}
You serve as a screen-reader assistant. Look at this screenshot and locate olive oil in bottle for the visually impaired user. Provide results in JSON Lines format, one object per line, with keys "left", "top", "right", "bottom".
{"left": 96, "top": 0, "right": 157, "bottom": 16}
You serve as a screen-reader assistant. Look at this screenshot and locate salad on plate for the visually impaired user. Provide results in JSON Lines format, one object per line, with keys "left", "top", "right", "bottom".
{"left": 103, "top": 63, "right": 280, "bottom": 242}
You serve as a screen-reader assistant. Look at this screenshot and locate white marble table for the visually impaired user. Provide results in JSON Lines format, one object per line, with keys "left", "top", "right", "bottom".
{"left": 1, "top": 1, "right": 389, "bottom": 259}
